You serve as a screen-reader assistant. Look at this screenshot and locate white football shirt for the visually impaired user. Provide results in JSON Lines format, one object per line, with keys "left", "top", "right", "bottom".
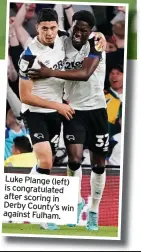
{"left": 19, "top": 31, "right": 68, "bottom": 113}
{"left": 63, "top": 33, "right": 107, "bottom": 110}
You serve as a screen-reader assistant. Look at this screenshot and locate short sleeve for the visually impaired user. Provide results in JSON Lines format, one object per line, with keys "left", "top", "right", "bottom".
{"left": 88, "top": 37, "right": 102, "bottom": 59}
{"left": 18, "top": 47, "right": 36, "bottom": 80}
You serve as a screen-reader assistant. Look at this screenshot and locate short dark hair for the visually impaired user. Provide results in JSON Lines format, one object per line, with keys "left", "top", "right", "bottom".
{"left": 37, "top": 8, "right": 58, "bottom": 24}
{"left": 72, "top": 10, "right": 95, "bottom": 28}
{"left": 111, "top": 64, "right": 123, "bottom": 73}
{"left": 13, "top": 136, "right": 32, "bottom": 153}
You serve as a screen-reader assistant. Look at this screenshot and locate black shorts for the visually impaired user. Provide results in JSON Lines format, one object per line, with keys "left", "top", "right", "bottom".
{"left": 23, "top": 110, "right": 61, "bottom": 155}
{"left": 63, "top": 108, "right": 109, "bottom": 156}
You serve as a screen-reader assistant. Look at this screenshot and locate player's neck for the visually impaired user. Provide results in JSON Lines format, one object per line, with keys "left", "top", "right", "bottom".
{"left": 72, "top": 44, "right": 83, "bottom": 51}
{"left": 72, "top": 40, "right": 83, "bottom": 51}
{"left": 37, "top": 36, "right": 54, "bottom": 48}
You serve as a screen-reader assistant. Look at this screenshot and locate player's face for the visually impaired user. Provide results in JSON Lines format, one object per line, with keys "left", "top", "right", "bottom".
{"left": 37, "top": 21, "right": 58, "bottom": 46}
{"left": 72, "top": 21, "right": 91, "bottom": 49}
{"left": 109, "top": 69, "right": 123, "bottom": 90}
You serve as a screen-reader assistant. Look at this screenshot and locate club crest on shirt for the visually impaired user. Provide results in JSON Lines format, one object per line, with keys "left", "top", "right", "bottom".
{"left": 19, "top": 59, "right": 29, "bottom": 71}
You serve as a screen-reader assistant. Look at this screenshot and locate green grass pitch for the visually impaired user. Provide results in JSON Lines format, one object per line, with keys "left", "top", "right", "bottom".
{"left": 2, "top": 223, "right": 118, "bottom": 238}
{"left": 0, "top": 0, "right": 7, "bottom": 59}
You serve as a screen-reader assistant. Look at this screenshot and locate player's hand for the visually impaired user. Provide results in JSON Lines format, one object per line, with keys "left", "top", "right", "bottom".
{"left": 57, "top": 103, "right": 75, "bottom": 120}
{"left": 27, "top": 61, "right": 52, "bottom": 79}
{"left": 94, "top": 32, "right": 107, "bottom": 52}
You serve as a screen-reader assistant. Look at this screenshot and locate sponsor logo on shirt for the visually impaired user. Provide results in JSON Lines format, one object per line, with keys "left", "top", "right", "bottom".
{"left": 34, "top": 133, "right": 44, "bottom": 139}
{"left": 19, "top": 59, "right": 29, "bottom": 72}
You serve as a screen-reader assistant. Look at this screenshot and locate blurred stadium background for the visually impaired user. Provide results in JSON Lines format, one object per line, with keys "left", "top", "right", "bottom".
{"left": 0, "top": 0, "right": 137, "bottom": 59}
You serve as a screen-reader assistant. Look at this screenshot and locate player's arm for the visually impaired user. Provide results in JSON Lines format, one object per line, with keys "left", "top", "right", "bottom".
{"left": 19, "top": 55, "right": 74, "bottom": 120}
{"left": 45, "top": 57, "right": 100, "bottom": 81}
{"left": 28, "top": 33, "right": 105, "bottom": 81}
{"left": 19, "top": 54, "right": 53, "bottom": 108}
{"left": 20, "top": 78, "right": 54, "bottom": 108}
{"left": 19, "top": 78, "right": 74, "bottom": 120}
{"left": 28, "top": 49, "right": 101, "bottom": 82}
{"left": 20, "top": 77, "right": 65, "bottom": 112}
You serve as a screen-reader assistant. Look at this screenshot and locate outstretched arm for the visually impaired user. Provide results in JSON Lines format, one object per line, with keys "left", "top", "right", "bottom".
{"left": 33, "top": 57, "right": 100, "bottom": 81}
{"left": 28, "top": 32, "right": 106, "bottom": 81}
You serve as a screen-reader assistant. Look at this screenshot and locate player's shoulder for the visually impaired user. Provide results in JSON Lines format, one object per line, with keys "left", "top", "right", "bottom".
{"left": 19, "top": 52, "right": 36, "bottom": 73}
{"left": 19, "top": 40, "right": 37, "bottom": 74}
{"left": 88, "top": 32, "right": 105, "bottom": 54}
{"left": 20, "top": 38, "right": 37, "bottom": 57}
